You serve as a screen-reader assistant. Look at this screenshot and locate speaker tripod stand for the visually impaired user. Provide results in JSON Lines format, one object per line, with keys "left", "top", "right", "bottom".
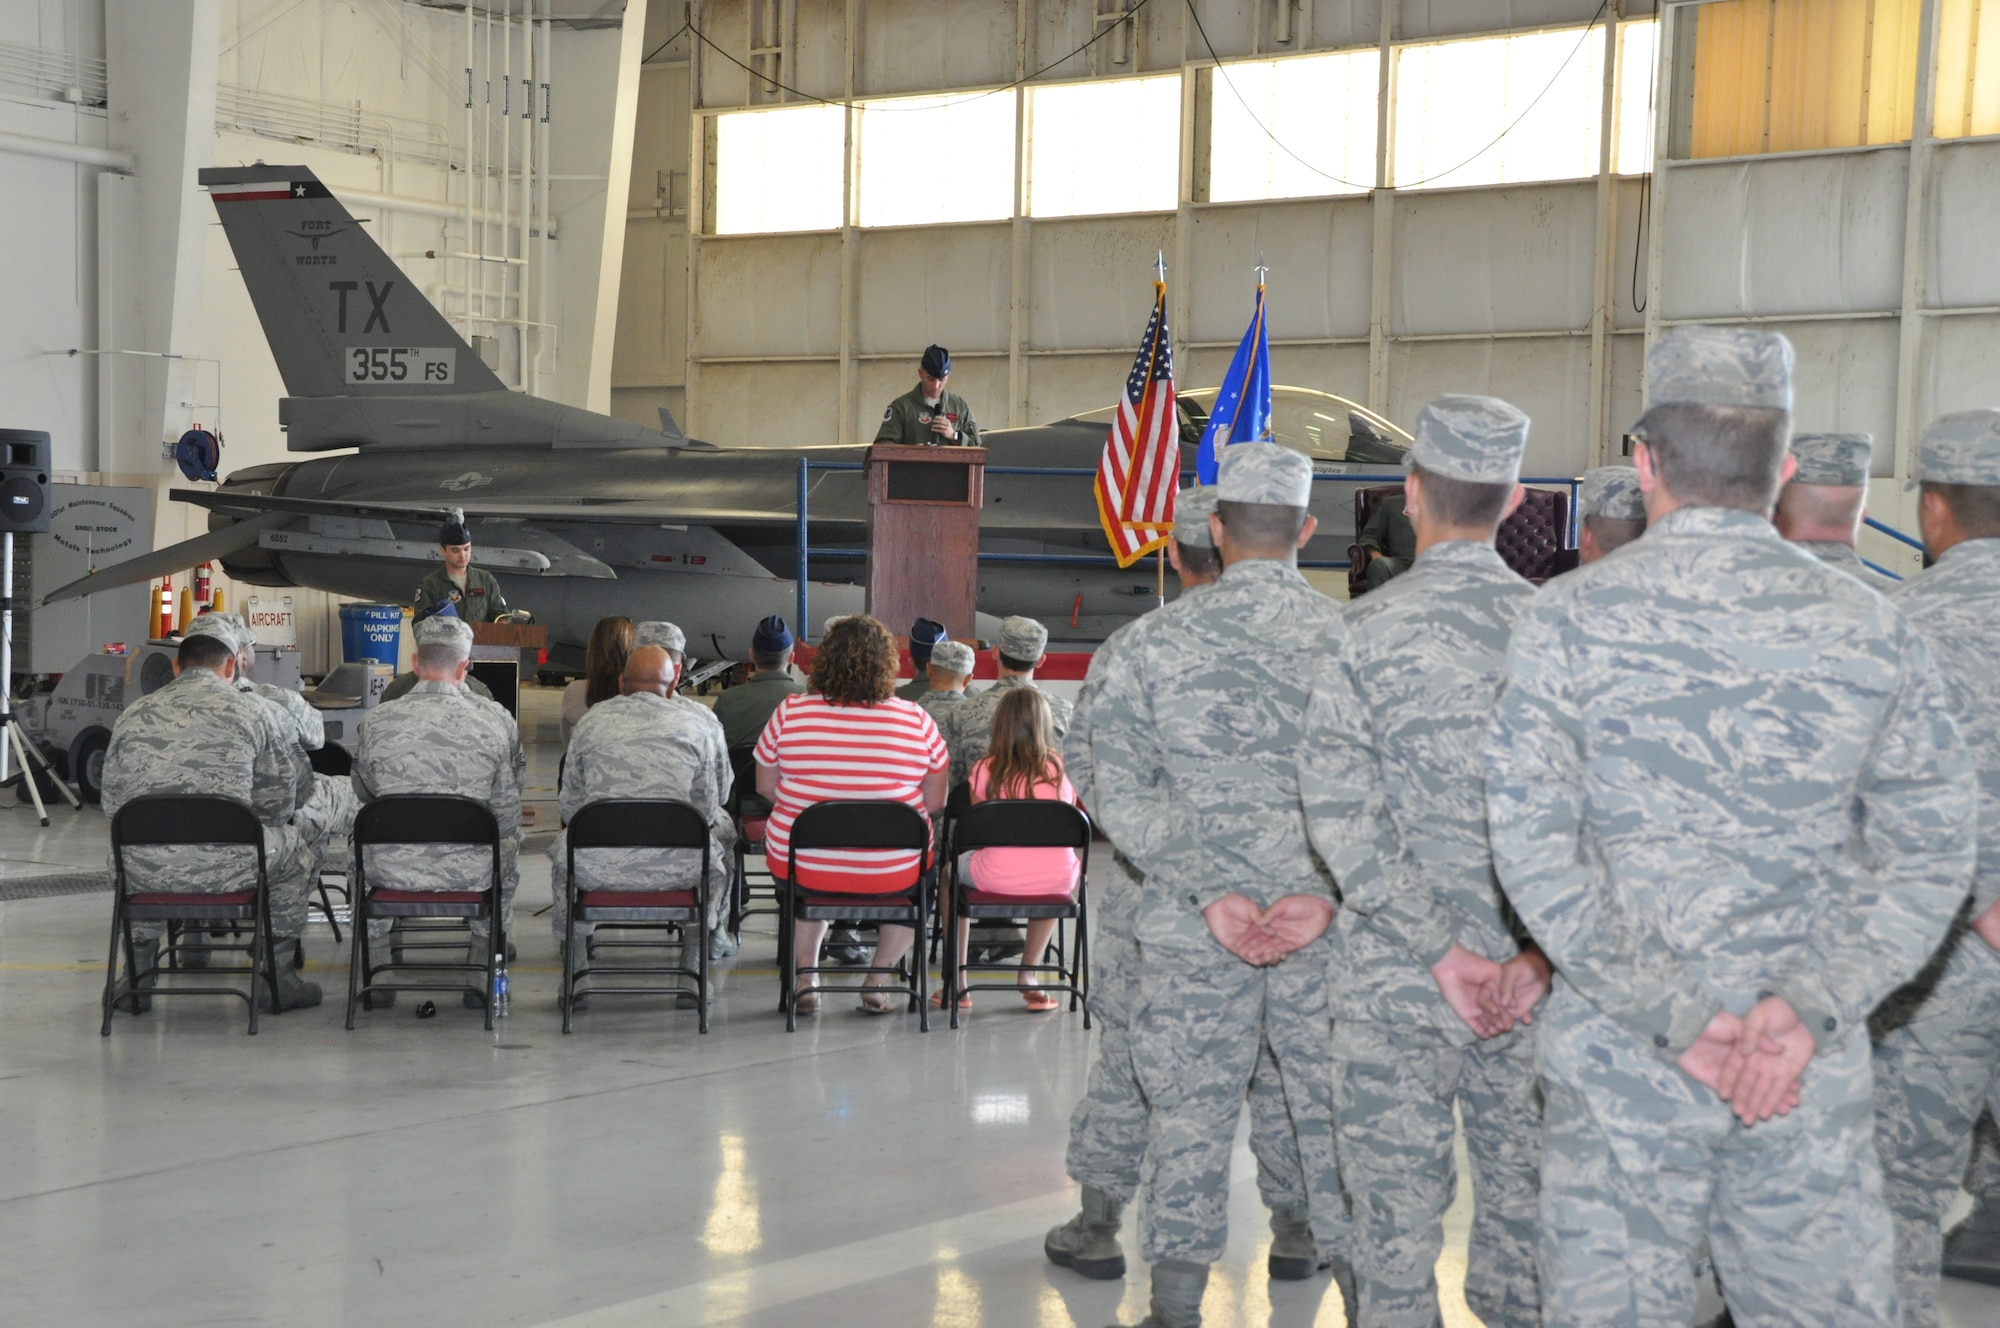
{"left": 0, "top": 532, "right": 80, "bottom": 826}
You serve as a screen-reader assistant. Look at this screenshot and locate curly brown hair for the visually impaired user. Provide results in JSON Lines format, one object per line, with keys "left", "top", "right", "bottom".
{"left": 810, "top": 615, "right": 899, "bottom": 705}
{"left": 584, "top": 615, "right": 636, "bottom": 707}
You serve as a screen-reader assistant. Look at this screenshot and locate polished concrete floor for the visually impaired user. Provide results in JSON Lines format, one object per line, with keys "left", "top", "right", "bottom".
{"left": 2, "top": 683, "right": 1995, "bottom": 1326}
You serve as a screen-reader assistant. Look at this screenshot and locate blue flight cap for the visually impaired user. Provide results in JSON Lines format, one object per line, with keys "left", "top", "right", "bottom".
{"left": 921, "top": 344, "right": 951, "bottom": 378}
{"left": 909, "top": 616, "right": 948, "bottom": 665}
{"left": 752, "top": 614, "right": 794, "bottom": 653}
{"left": 413, "top": 598, "right": 460, "bottom": 623}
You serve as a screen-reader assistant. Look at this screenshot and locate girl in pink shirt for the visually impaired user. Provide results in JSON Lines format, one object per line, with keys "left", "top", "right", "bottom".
{"left": 942, "top": 687, "right": 1079, "bottom": 1012}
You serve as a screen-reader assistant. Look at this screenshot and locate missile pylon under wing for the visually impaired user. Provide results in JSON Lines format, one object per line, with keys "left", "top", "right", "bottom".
{"left": 45, "top": 165, "right": 1410, "bottom": 664}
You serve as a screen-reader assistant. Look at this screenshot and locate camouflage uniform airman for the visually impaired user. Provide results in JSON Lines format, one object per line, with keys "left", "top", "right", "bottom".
{"left": 1301, "top": 395, "right": 1543, "bottom": 1328}
{"left": 186, "top": 615, "right": 359, "bottom": 887}
{"left": 1870, "top": 410, "right": 2000, "bottom": 1326}
{"left": 937, "top": 617, "right": 1072, "bottom": 788}
{"left": 103, "top": 664, "right": 316, "bottom": 933}
{"left": 551, "top": 688, "right": 736, "bottom": 942}
{"left": 101, "top": 660, "right": 324, "bottom": 1009}
{"left": 1054, "top": 488, "right": 1337, "bottom": 1287}
{"left": 914, "top": 639, "right": 974, "bottom": 729}
{"left": 1486, "top": 327, "right": 1977, "bottom": 1327}
{"left": 1090, "top": 449, "right": 1349, "bottom": 1326}
{"left": 352, "top": 618, "right": 525, "bottom": 944}
{"left": 1581, "top": 464, "right": 1646, "bottom": 523}
{"left": 637, "top": 620, "right": 731, "bottom": 740}
{"left": 1786, "top": 432, "right": 1899, "bottom": 592}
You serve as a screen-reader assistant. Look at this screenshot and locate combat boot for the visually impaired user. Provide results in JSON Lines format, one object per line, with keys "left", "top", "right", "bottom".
{"left": 1265, "top": 1202, "right": 1316, "bottom": 1280}
{"left": 1044, "top": 1185, "right": 1126, "bottom": 1279}
{"left": 255, "top": 936, "right": 322, "bottom": 1012}
{"left": 1113, "top": 1259, "right": 1208, "bottom": 1328}
{"left": 112, "top": 936, "right": 161, "bottom": 1013}
{"left": 1942, "top": 1197, "right": 2000, "bottom": 1287}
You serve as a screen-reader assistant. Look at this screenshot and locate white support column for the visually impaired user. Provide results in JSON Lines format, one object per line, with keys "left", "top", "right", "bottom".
{"left": 1008, "top": 0, "right": 1032, "bottom": 427}
{"left": 1892, "top": 0, "right": 1944, "bottom": 490}
{"left": 1641, "top": 4, "right": 1676, "bottom": 406}
{"left": 1366, "top": 1, "right": 1397, "bottom": 413}
{"left": 101, "top": 0, "right": 222, "bottom": 545}
{"left": 1587, "top": 10, "right": 1622, "bottom": 469}
{"left": 581, "top": 0, "right": 650, "bottom": 414}
{"left": 837, "top": 0, "right": 859, "bottom": 446}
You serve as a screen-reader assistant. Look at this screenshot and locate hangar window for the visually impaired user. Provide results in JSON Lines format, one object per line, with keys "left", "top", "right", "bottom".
{"left": 1616, "top": 19, "right": 1660, "bottom": 175}
{"left": 1205, "top": 49, "right": 1378, "bottom": 201}
{"left": 858, "top": 92, "right": 1017, "bottom": 227}
{"left": 1027, "top": 74, "right": 1182, "bottom": 217}
{"left": 1393, "top": 25, "right": 1610, "bottom": 189}
{"left": 714, "top": 104, "right": 846, "bottom": 234}
{"left": 1679, "top": 0, "right": 1920, "bottom": 158}
{"left": 1935, "top": 0, "right": 2000, "bottom": 138}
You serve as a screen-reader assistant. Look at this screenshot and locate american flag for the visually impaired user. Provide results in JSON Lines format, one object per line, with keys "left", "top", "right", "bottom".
{"left": 1094, "top": 282, "right": 1179, "bottom": 567}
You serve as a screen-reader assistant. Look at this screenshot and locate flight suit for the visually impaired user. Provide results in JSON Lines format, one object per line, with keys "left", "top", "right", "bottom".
{"left": 873, "top": 385, "right": 981, "bottom": 449}
{"left": 1356, "top": 493, "right": 1418, "bottom": 591}
{"left": 412, "top": 565, "right": 507, "bottom": 622}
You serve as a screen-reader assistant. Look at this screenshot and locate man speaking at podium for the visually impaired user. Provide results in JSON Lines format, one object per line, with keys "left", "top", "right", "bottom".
{"left": 413, "top": 519, "right": 508, "bottom": 624}
{"left": 875, "top": 344, "right": 982, "bottom": 449}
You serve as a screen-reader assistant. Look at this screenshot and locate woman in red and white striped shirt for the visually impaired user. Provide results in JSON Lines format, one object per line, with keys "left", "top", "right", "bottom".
{"left": 754, "top": 616, "right": 948, "bottom": 1015}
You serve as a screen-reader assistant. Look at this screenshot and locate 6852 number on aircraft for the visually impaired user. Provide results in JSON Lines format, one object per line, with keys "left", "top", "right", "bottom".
{"left": 346, "top": 347, "right": 456, "bottom": 384}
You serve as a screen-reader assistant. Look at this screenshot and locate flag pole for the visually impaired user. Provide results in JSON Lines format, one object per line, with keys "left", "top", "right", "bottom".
{"left": 1158, "top": 248, "right": 1169, "bottom": 606}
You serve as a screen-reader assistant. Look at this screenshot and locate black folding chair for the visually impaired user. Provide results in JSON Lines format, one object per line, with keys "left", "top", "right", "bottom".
{"left": 779, "top": 800, "right": 934, "bottom": 1033}
{"left": 562, "top": 798, "right": 712, "bottom": 1034}
{"left": 726, "top": 746, "right": 780, "bottom": 943}
{"left": 305, "top": 742, "right": 353, "bottom": 945}
{"left": 928, "top": 780, "right": 975, "bottom": 964}
{"left": 942, "top": 799, "right": 1093, "bottom": 1032}
{"left": 102, "top": 795, "right": 278, "bottom": 1036}
{"left": 345, "top": 795, "right": 505, "bottom": 1031}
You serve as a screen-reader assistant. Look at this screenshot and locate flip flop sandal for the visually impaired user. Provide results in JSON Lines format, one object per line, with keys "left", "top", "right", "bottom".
{"left": 857, "top": 987, "right": 902, "bottom": 1015}
{"left": 929, "top": 989, "right": 973, "bottom": 1010}
{"left": 1021, "top": 990, "right": 1060, "bottom": 1012}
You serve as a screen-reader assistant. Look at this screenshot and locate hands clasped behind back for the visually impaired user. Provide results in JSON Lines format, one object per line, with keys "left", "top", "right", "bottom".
{"left": 1202, "top": 893, "right": 1334, "bottom": 967}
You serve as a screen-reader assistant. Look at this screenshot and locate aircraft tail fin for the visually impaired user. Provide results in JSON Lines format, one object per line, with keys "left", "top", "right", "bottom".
{"left": 198, "top": 165, "right": 506, "bottom": 400}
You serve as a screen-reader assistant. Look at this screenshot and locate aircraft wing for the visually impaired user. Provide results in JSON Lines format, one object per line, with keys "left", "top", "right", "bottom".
{"left": 39, "top": 512, "right": 293, "bottom": 607}
{"left": 174, "top": 487, "right": 857, "bottom": 529}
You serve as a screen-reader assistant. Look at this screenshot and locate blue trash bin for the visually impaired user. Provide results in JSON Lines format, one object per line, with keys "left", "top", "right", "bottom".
{"left": 339, "top": 604, "right": 405, "bottom": 665}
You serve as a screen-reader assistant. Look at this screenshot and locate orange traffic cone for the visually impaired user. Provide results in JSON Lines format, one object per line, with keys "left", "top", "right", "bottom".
{"left": 155, "top": 581, "right": 174, "bottom": 639}
{"left": 176, "top": 586, "right": 194, "bottom": 634}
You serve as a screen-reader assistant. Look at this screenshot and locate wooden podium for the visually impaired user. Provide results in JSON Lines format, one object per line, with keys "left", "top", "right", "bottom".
{"left": 469, "top": 620, "right": 547, "bottom": 717}
{"left": 865, "top": 444, "right": 986, "bottom": 640}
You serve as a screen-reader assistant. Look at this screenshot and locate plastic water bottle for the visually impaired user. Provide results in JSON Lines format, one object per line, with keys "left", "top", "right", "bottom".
{"left": 493, "top": 954, "right": 510, "bottom": 1017}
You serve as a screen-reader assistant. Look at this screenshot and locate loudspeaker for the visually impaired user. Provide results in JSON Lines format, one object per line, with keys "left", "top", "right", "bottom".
{"left": 0, "top": 430, "right": 51, "bottom": 535}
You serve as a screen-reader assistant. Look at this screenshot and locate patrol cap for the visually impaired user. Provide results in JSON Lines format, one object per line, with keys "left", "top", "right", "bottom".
{"left": 1644, "top": 325, "right": 1794, "bottom": 412}
{"left": 439, "top": 519, "right": 471, "bottom": 547}
{"left": 182, "top": 613, "right": 242, "bottom": 652}
{"left": 1789, "top": 433, "right": 1874, "bottom": 487}
{"left": 752, "top": 615, "right": 794, "bottom": 653}
{"left": 908, "top": 617, "right": 948, "bottom": 664}
{"left": 929, "top": 640, "right": 975, "bottom": 676}
{"left": 1916, "top": 409, "right": 2000, "bottom": 487}
{"left": 921, "top": 344, "right": 951, "bottom": 377}
{"left": 1172, "top": 485, "right": 1220, "bottom": 549}
{"left": 1218, "top": 443, "right": 1313, "bottom": 508}
{"left": 413, "top": 614, "right": 472, "bottom": 654}
{"left": 636, "top": 620, "right": 687, "bottom": 654}
{"left": 996, "top": 615, "right": 1049, "bottom": 662}
{"left": 1581, "top": 466, "right": 1646, "bottom": 522}
{"left": 1408, "top": 394, "right": 1530, "bottom": 486}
